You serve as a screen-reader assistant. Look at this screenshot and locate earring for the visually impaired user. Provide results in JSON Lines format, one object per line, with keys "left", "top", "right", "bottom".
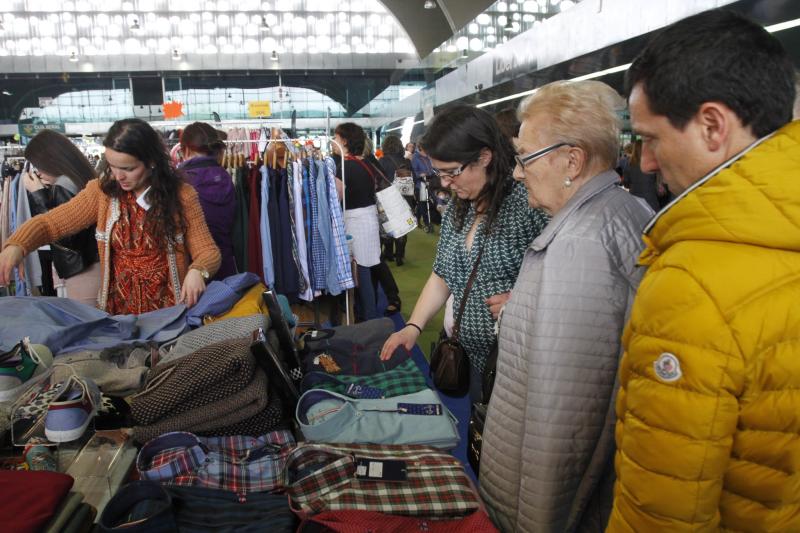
{"left": 564, "top": 177, "right": 573, "bottom": 188}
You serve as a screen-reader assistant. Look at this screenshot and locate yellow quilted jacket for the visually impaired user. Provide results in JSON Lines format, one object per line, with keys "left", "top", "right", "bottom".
{"left": 608, "top": 121, "right": 800, "bottom": 533}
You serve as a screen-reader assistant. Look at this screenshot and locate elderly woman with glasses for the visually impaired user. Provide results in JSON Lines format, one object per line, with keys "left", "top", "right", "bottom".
{"left": 380, "top": 105, "right": 548, "bottom": 402}
{"left": 478, "top": 80, "right": 654, "bottom": 533}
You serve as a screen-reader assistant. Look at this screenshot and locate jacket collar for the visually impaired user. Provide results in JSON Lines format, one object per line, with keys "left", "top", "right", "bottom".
{"left": 530, "top": 170, "right": 619, "bottom": 252}
{"left": 642, "top": 133, "right": 773, "bottom": 237}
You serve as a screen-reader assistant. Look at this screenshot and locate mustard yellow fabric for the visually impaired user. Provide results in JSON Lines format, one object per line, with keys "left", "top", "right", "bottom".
{"left": 609, "top": 121, "right": 800, "bottom": 533}
{"left": 203, "top": 283, "right": 268, "bottom": 324}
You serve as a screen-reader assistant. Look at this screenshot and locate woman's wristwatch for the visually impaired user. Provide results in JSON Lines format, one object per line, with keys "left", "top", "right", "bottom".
{"left": 192, "top": 267, "right": 210, "bottom": 281}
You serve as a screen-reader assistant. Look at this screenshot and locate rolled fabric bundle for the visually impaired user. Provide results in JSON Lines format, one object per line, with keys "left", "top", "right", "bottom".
{"left": 131, "top": 337, "right": 257, "bottom": 425}
{"left": 133, "top": 367, "right": 268, "bottom": 443}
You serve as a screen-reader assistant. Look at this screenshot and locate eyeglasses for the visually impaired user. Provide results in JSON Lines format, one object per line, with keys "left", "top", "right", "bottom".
{"left": 432, "top": 161, "right": 470, "bottom": 179}
{"left": 514, "top": 142, "right": 573, "bottom": 169}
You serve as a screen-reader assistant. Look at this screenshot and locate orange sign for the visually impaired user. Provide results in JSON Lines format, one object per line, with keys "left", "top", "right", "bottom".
{"left": 163, "top": 101, "right": 184, "bottom": 119}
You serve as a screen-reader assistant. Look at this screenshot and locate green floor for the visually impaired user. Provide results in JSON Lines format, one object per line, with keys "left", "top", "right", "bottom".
{"left": 388, "top": 227, "right": 444, "bottom": 361}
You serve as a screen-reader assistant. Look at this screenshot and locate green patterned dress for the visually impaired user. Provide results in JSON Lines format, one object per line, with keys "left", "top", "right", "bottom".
{"left": 433, "top": 180, "right": 549, "bottom": 373}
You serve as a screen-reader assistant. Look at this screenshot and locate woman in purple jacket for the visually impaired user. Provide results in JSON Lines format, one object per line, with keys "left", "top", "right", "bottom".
{"left": 178, "top": 122, "right": 237, "bottom": 280}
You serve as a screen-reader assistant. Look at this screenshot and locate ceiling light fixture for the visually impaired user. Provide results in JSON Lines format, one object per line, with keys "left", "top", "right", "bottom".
{"left": 171, "top": 48, "right": 181, "bottom": 60}
{"left": 271, "top": 50, "right": 278, "bottom": 61}
{"left": 68, "top": 51, "right": 79, "bottom": 62}
{"left": 1, "top": 90, "right": 12, "bottom": 96}
{"left": 504, "top": 18, "right": 514, "bottom": 33}
{"left": 130, "top": 18, "right": 141, "bottom": 32}
{"left": 424, "top": 0, "right": 437, "bottom": 9}
{"left": 460, "top": 49, "right": 468, "bottom": 59}
{"left": 260, "top": 15, "right": 270, "bottom": 31}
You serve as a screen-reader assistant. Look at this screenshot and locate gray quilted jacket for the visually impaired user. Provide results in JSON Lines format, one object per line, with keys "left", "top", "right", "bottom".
{"left": 480, "top": 171, "right": 653, "bottom": 533}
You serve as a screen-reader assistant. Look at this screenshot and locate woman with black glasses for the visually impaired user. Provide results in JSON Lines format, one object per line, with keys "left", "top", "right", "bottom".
{"left": 479, "top": 80, "right": 654, "bottom": 533}
{"left": 379, "top": 105, "right": 548, "bottom": 401}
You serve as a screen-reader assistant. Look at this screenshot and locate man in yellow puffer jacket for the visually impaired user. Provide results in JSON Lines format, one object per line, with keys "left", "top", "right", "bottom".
{"left": 609, "top": 9, "right": 800, "bottom": 532}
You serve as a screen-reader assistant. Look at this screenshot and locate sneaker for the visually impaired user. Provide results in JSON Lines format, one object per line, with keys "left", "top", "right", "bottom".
{"left": 44, "top": 376, "right": 101, "bottom": 443}
{"left": 0, "top": 339, "right": 53, "bottom": 403}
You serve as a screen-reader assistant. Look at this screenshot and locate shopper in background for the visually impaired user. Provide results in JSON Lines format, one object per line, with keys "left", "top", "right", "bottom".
{"left": 362, "top": 136, "right": 402, "bottom": 315}
{"left": 479, "top": 80, "right": 652, "bottom": 533}
{"left": 22, "top": 130, "right": 101, "bottom": 306}
{"left": 493, "top": 107, "right": 521, "bottom": 141}
{"left": 379, "top": 134, "right": 413, "bottom": 265}
{"left": 380, "top": 105, "right": 549, "bottom": 401}
{"left": 0, "top": 118, "right": 220, "bottom": 313}
{"left": 609, "top": 10, "right": 799, "bottom": 532}
{"left": 332, "top": 122, "right": 383, "bottom": 321}
{"left": 404, "top": 142, "right": 415, "bottom": 160}
{"left": 178, "top": 122, "right": 237, "bottom": 281}
{"left": 411, "top": 144, "right": 435, "bottom": 230}
{"left": 621, "top": 139, "right": 660, "bottom": 211}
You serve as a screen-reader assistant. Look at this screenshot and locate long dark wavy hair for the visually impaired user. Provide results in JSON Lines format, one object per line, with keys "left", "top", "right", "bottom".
{"left": 100, "top": 119, "right": 185, "bottom": 244}
{"left": 24, "top": 129, "right": 96, "bottom": 190}
{"left": 420, "top": 105, "right": 516, "bottom": 233}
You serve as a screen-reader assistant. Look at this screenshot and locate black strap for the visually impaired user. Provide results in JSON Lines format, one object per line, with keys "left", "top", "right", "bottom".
{"left": 452, "top": 244, "right": 485, "bottom": 341}
{"left": 348, "top": 155, "right": 391, "bottom": 189}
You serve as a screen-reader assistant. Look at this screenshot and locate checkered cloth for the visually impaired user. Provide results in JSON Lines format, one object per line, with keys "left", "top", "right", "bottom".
{"left": 137, "top": 430, "right": 295, "bottom": 500}
{"left": 300, "top": 359, "right": 428, "bottom": 398}
{"left": 284, "top": 443, "right": 480, "bottom": 519}
{"left": 325, "top": 156, "right": 355, "bottom": 293}
{"left": 308, "top": 159, "right": 327, "bottom": 291}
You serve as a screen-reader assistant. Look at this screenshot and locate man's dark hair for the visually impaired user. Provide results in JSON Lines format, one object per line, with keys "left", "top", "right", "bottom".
{"left": 626, "top": 9, "right": 795, "bottom": 138}
{"left": 334, "top": 122, "right": 366, "bottom": 156}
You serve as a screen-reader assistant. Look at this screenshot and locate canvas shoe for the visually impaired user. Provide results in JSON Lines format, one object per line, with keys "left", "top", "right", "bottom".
{"left": 0, "top": 338, "right": 54, "bottom": 403}
{"left": 44, "top": 375, "right": 101, "bottom": 443}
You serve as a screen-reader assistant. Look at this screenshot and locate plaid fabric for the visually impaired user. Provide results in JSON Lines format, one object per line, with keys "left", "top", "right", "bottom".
{"left": 137, "top": 430, "right": 295, "bottom": 499}
{"left": 325, "top": 156, "right": 355, "bottom": 293}
{"left": 284, "top": 443, "right": 479, "bottom": 519}
{"left": 300, "top": 359, "right": 427, "bottom": 398}
{"left": 308, "top": 159, "right": 327, "bottom": 291}
{"left": 299, "top": 510, "right": 499, "bottom": 532}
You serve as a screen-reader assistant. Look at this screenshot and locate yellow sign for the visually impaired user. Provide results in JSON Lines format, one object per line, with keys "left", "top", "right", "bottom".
{"left": 248, "top": 101, "right": 271, "bottom": 117}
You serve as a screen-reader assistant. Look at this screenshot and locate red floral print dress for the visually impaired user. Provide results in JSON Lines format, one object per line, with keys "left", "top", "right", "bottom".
{"left": 107, "top": 192, "right": 174, "bottom": 314}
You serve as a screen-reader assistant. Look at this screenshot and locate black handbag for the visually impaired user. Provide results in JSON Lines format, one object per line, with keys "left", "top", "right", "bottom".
{"left": 468, "top": 339, "right": 498, "bottom": 477}
{"left": 429, "top": 246, "right": 485, "bottom": 397}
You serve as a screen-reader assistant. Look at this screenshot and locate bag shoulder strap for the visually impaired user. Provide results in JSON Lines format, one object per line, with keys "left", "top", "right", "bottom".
{"left": 452, "top": 245, "right": 485, "bottom": 341}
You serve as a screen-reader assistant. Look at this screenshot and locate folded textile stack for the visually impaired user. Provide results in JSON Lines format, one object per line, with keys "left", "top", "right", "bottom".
{"left": 131, "top": 337, "right": 283, "bottom": 443}
{"left": 0, "top": 470, "right": 97, "bottom": 533}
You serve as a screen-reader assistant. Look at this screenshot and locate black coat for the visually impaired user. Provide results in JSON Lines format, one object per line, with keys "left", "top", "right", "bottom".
{"left": 28, "top": 183, "right": 99, "bottom": 279}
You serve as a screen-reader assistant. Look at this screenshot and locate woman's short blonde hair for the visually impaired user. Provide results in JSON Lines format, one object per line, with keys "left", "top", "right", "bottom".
{"left": 517, "top": 80, "right": 624, "bottom": 169}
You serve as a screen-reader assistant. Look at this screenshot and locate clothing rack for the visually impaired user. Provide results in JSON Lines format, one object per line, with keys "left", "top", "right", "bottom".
{"left": 220, "top": 137, "right": 351, "bottom": 326}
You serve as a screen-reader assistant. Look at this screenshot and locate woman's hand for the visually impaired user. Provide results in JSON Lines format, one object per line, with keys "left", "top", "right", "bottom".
{"left": 380, "top": 326, "right": 419, "bottom": 361}
{"left": 485, "top": 291, "right": 511, "bottom": 320}
{"left": 23, "top": 171, "right": 45, "bottom": 193}
{"left": 0, "top": 245, "right": 25, "bottom": 286}
{"left": 180, "top": 268, "right": 207, "bottom": 307}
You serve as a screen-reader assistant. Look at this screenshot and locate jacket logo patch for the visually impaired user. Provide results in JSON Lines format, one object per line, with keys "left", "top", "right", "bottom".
{"left": 654, "top": 352, "right": 682, "bottom": 382}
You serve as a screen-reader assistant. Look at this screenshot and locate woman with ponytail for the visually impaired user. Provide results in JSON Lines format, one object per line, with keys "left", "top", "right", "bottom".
{"left": 179, "top": 122, "right": 237, "bottom": 280}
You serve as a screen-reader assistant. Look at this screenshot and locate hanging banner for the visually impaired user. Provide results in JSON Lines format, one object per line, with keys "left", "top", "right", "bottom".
{"left": 422, "top": 87, "right": 436, "bottom": 125}
{"left": 248, "top": 101, "right": 272, "bottom": 118}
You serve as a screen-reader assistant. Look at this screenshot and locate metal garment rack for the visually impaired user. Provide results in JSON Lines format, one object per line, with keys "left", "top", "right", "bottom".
{"left": 220, "top": 136, "right": 352, "bottom": 326}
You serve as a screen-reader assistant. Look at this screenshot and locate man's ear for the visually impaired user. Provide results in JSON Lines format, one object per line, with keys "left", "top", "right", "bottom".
{"left": 695, "top": 102, "right": 735, "bottom": 152}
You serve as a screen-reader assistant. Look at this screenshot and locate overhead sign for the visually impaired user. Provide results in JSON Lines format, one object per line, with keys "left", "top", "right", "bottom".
{"left": 248, "top": 100, "right": 272, "bottom": 118}
{"left": 18, "top": 122, "right": 65, "bottom": 136}
{"left": 492, "top": 45, "right": 538, "bottom": 86}
{"left": 38, "top": 97, "right": 54, "bottom": 108}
